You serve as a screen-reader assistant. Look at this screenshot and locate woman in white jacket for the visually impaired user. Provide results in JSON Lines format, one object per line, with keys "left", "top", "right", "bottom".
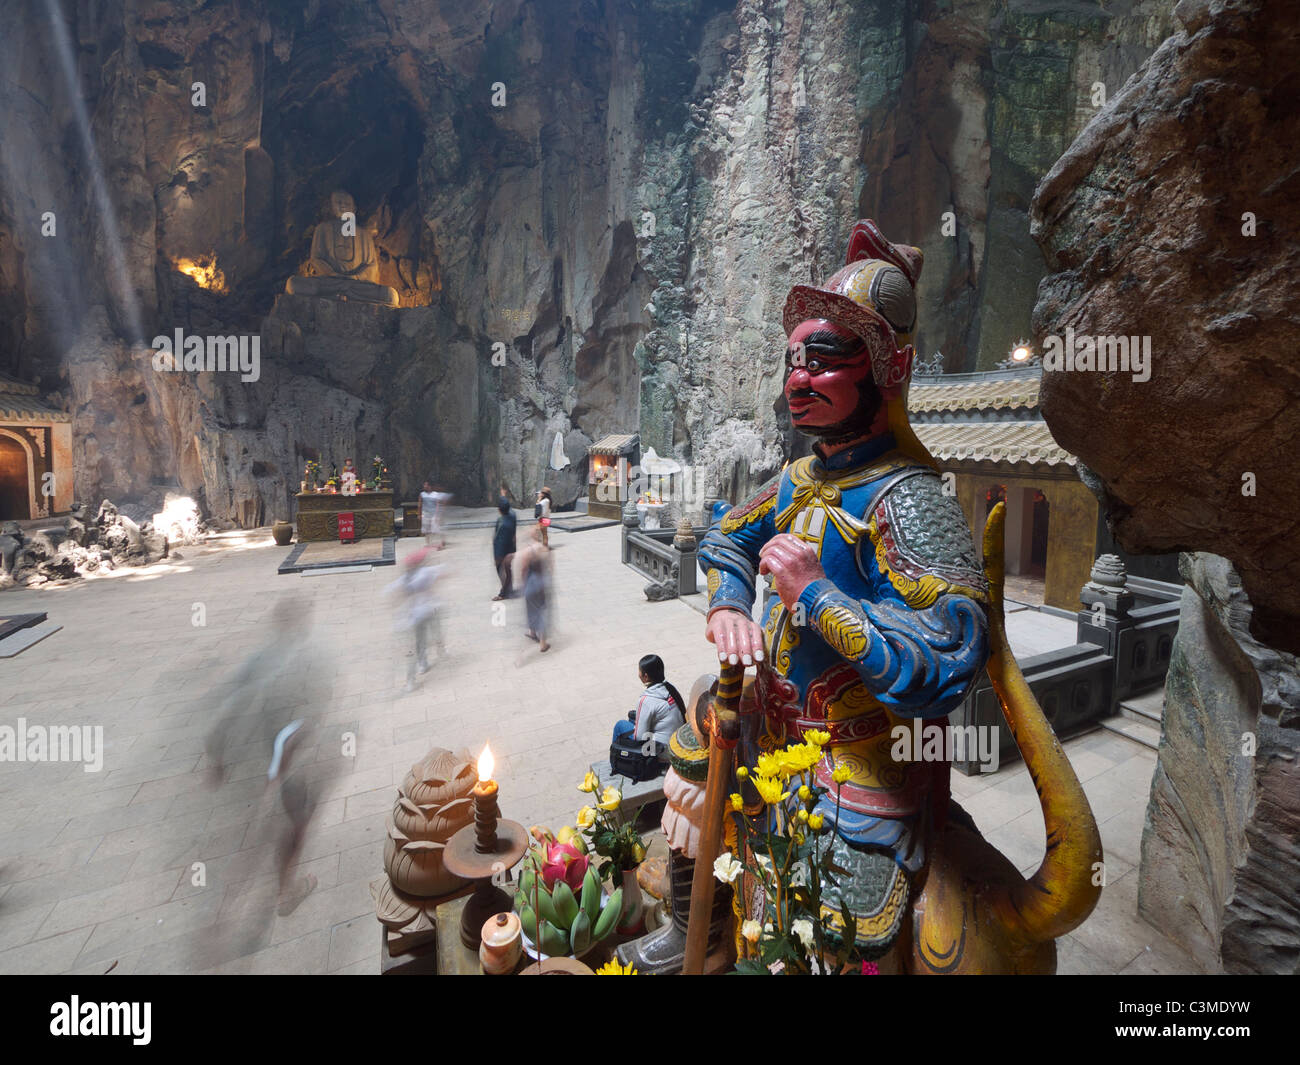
{"left": 613, "top": 654, "right": 686, "bottom": 763}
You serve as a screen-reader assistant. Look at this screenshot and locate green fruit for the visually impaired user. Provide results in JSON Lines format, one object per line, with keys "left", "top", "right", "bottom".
{"left": 552, "top": 879, "right": 580, "bottom": 927}
{"left": 513, "top": 890, "right": 526, "bottom": 913}
{"left": 539, "top": 919, "right": 569, "bottom": 957}
{"left": 592, "top": 887, "right": 623, "bottom": 941}
{"left": 580, "top": 866, "right": 601, "bottom": 923}
{"left": 569, "top": 909, "right": 591, "bottom": 955}
{"left": 519, "top": 867, "right": 536, "bottom": 900}
{"left": 536, "top": 884, "right": 561, "bottom": 927}
{"left": 518, "top": 905, "right": 539, "bottom": 940}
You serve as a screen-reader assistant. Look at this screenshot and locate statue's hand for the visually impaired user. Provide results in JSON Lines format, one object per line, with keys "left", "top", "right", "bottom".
{"left": 758, "top": 534, "right": 826, "bottom": 610}
{"left": 705, "top": 608, "right": 766, "bottom": 667}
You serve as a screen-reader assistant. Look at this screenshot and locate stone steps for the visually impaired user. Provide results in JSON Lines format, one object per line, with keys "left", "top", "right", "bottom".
{"left": 1100, "top": 711, "right": 1161, "bottom": 751}
{"left": 0, "top": 620, "right": 62, "bottom": 658}
{"left": 1119, "top": 687, "right": 1164, "bottom": 726}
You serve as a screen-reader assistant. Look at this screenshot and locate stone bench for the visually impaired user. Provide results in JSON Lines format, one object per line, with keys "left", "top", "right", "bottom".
{"left": 589, "top": 759, "right": 666, "bottom": 823}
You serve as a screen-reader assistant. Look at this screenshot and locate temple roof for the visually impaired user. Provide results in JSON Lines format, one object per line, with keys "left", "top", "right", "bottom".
{"left": 589, "top": 433, "right": 639, "bottom": 456}
{"left": 908, "top": 369, "right": 1040, "bottom": 414}
{"left": 913, "top": 420, "right": 1074, "bottom": 467}
{"left": 908, "top": 365, "right": 1073, "bottom": 467}
{"left": 0, "top": 372, "right": 71, "bottom": 422}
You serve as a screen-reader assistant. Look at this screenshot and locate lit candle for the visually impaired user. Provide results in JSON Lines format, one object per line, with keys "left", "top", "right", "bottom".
{"left": 473, "top": 744, "right": 499, "bottom": 854}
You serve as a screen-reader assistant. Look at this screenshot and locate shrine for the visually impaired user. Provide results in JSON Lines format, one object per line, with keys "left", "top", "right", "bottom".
{"left": 0, "top": 0, "right": 1294, "bottom": 1008}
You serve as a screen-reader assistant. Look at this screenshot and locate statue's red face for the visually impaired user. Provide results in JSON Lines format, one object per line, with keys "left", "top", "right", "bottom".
{"left": 784, "top": 319, "right": 877, "bottom": 432}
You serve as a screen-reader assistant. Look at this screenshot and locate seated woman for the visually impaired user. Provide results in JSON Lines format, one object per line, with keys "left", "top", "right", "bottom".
{"left": 612, "top": 655, "right": 686, "bottom": 775}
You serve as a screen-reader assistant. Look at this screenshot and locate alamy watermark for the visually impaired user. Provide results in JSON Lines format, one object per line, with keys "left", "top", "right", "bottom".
{"left": 151, "top": 328, "right": 260, "bottom": 382}
{"left": 1041, "top": 328, "right": 1151, "bottom": 383}
{"left": 891, "top": 718, "right": 999, "bottom": 773}
{"left": 0, "top": 719, "right": 103, "bottom": 772}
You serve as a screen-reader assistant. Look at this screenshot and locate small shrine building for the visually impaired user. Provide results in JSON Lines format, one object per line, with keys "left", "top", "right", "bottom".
{"left": 908, "top": 365, "right": 1096, "bottom": 611}
{"left": 0, "top": 372, "right": 73, "bottom": 521}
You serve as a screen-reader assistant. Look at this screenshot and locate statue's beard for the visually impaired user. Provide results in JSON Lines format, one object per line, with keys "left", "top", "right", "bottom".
{"left": 796, "top": 377, "right": 884, "bottom": 448}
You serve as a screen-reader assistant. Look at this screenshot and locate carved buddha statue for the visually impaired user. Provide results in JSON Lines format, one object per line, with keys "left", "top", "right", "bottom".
{"left": 286, "top": 190, "right": 399, "bottom": 307}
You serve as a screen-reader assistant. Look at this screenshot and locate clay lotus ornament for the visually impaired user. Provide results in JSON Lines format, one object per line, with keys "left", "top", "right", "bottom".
{"left": 373, "top": 747, "right": 478, "bottom": 943}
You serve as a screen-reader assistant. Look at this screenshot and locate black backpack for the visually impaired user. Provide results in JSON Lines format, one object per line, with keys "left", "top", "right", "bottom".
{"left": 610, "top": 733, "right": 665, "bottom": 784}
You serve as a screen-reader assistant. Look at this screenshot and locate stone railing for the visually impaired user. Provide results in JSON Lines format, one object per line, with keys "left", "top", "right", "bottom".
{"left": 950, "top": 558, "right": 1181, "bottom": 775}
{"left": 621, "top": 506, "right": 704, "bottom": 599}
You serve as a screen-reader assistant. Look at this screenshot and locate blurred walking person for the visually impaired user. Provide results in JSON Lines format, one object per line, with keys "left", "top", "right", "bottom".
{"left": 421, "top": 480, "right": 452, "bottom": 549}
{"left": 202, "top": 598, "right": 327, "bottom": 924}
{"left": 492, "top": 496, "right": 516, "bottom": 601}
{"left": 387, "top": 546, "right": 444, "bottom": 690}
{"left": 518, "top": 526, "right": 552, "bottom": 653}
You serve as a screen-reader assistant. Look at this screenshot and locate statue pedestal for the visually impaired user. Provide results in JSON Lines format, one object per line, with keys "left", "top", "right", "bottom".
{"left": 286, "top": 275, "right": 399, "bottom": 307}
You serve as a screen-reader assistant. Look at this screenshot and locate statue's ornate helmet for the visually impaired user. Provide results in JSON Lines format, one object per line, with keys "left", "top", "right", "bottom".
{"left": 783, "top": 220, "right": 923, "bottom": 389}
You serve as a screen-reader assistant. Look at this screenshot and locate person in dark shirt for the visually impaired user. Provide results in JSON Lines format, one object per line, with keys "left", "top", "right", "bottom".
{"left": 492, "top": 498, "right": 517, "bottom": 601}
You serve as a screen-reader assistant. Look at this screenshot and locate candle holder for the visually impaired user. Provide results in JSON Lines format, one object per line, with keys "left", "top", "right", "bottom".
{"left": 442, "top": 776, "right": 527, "bottom": 951}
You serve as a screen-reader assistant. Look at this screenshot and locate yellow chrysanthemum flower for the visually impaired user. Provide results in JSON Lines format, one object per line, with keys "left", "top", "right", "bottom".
{"left": 780, "top": 742, "right": 822, "bottom": 775}
{"left": 797, "top": 808, "right": 809, "bottom": 824}
{"left": 579, "top": 770, "right": 599, "bottom": 793}
{"left": 832, "top": 762, "right": 852, "bottom": 785}
{"left": 797, "top": 784, "right": 812, "bottom": 802}
{"left": 808, "top": 813, "right": 825, "bottom": 831}
{"left": 596, "top": 958, "right": 638, "bottom": 975}
{"left": 576, "top": 805, "right": 597, "bottom": 829}
{"left": 597, "top": 785, "right": 622, "bottom": 811}
{"left": 751, "top": 774, "right": 789, "bottom": 805}
{"left": 735, "top": 766, "right": 749, "bottom": 780}
{"left": 730, "top": 792, "right": 744, "bottom": 812}
{"left": 804, "top": 728, "right": 831, "bottom": 747}
{"left": 755, "top": 751, "right": 789, "bottom": 780}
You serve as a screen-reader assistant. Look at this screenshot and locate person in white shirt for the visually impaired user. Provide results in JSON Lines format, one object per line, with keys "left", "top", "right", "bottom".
{"left": 536, "top": 486, "right": 553, "bottom": 546}
{"left": 420, "top": 480, "right": 452, "bottom": 548}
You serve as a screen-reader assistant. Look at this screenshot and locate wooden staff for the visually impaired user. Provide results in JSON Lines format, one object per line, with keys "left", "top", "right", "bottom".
{"left": 682, "top": 662, "right": 744, "bottom": 975}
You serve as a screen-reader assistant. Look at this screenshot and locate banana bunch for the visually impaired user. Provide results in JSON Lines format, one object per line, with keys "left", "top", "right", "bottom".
{"left": 514, "top": 837, "right": 623, "bottom": 957}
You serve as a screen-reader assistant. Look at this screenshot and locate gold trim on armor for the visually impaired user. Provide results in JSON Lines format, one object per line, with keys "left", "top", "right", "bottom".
{"left": 822, "top": 861, "right": 910, "bottom": 943}
{"left": 774, "top": 454, "right": 915, "bottom": 547}
{"left": 817, "top": 603, "right": 869, "bottom": 660}
{"left": 866, "top": 513, "right": 982, "bottom": 609}
{"left": 765, "top": 602, "right": 801, "bottom": 674}
{"left": 721, "top": 493, "right": 776, "bottom": 534}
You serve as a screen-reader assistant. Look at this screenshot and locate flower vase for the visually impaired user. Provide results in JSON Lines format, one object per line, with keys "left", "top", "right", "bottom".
{"left": 617, "top": 868, "right": 645, "bottom": 935}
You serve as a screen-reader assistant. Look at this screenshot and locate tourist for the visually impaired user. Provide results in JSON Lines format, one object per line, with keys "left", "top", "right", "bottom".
{"left": 387, "top": 546, "right": 444, "bottom": 690}
{"left": 420, "top": 479, "right": 452, "bottom": 548}
{"left": 611, "top": 654, "right": 686, "bottom": 770}
{"left": 201, "top": 597, "right": 325, "bottom": 918}
{"left": 536, "top": 486, "right": 553, "bottom": 546}
{"left": 517, "top": 525, "right": 552, "bottom": 652}
{"left": 492, "top": 496, "right": 516, "bottom": 601}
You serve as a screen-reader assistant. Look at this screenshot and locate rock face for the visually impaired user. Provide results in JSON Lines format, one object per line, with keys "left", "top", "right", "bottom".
{"left": 1143, "top": 554, "right": 1300, "bottom": 973}
{"left": 1030, "top": 0, "right": 1300, "bottom": 653}
{"left": 1029, "top": 0, "right": 1300, "bottom": 973}
{"left": 0, "top": 0, "right": 1169, "bottom": 523}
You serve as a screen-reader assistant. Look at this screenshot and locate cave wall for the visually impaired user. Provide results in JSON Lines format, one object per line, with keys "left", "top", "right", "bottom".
{"left": 1030, "top": 0, "right": 1300, "bottom": 973}
{"left": 0, "top": 0, "right": 1171, "bottom": 523}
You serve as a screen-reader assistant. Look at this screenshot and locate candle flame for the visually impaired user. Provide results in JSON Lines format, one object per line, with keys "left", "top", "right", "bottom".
{"left": 477, "top": 744, "right": 495, "bottom": 783}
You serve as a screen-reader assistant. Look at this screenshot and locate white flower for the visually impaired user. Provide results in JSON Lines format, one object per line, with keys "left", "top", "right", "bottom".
{"left": 712, "top": 852, "right": 744, "bottom": 885}
{"left": 741, "top": 919, "right": 763, "bottom": 943}
{"left": 792, "top": 918, "right": 816, "bottom": 953}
